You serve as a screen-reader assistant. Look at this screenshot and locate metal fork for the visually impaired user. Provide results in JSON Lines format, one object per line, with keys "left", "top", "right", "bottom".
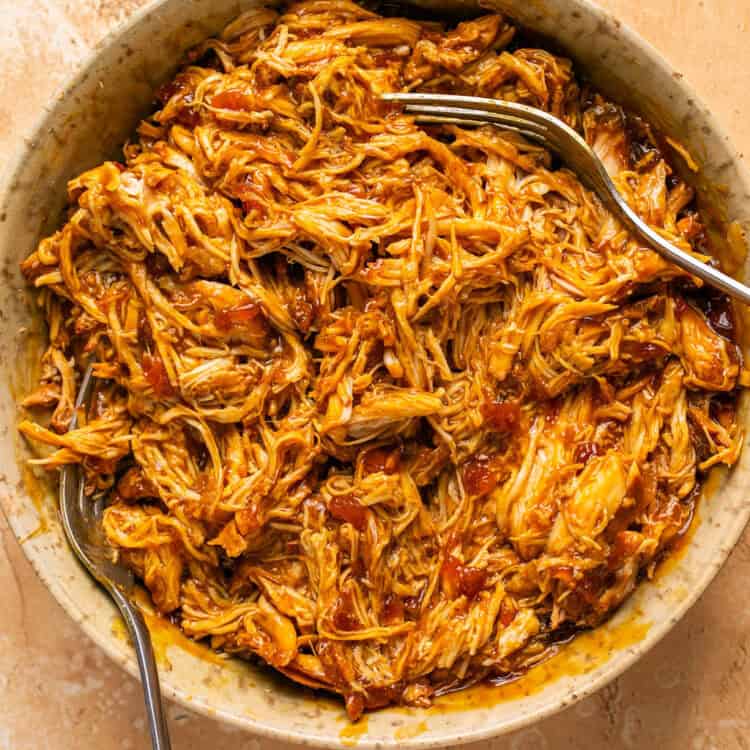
{"left": 60, "top": 365, "right": 171, "bottom": 750}
{"left": 382, "top": 92, "right": 750, "bottom": 305}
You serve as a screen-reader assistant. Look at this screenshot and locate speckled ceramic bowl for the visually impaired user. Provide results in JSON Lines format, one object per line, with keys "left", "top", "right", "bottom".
{"left": 2, "top": 0, "right": 750, "bottom": 747}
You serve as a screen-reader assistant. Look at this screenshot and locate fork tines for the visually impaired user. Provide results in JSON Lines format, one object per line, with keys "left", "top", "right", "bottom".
{"left": 381, "top": 92, "right": 554, "bottom": 145}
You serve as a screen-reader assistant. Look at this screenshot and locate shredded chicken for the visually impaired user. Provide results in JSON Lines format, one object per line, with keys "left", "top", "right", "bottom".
{"left": 18, "top": 1, "right": 747, "bottom": 719}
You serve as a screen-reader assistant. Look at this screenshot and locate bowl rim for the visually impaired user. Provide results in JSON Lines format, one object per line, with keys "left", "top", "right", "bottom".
{"left": 3, "top": 0, "right": 750, "bottom": 747}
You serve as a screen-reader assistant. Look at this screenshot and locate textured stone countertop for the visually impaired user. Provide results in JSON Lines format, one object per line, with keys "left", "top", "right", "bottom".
{"left": 2, "top": 1, "right": 750, "bottom": 748}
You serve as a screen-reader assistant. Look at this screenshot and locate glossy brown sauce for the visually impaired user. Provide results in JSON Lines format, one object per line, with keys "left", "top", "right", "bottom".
{"left": 339, "top": 715, "right": 370, "bottom": 745}
{"left": 328, "top": 494, "right": 368, "bottom": 531}
{"left": 433, "top": 615, "right": 651, "bottom": 713}
{"left": 17, "top": 464, "right": 51, "bottom": 542}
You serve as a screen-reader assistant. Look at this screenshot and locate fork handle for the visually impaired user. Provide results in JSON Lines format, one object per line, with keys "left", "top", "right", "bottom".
{"left": 606, "top": 190, "right": 750, "bottom": 305}
{"left": 561, "top": 126, "right": 750, "bottom": 305}
{"left": 109, "top": 585, "right": 172, "bottom": 750}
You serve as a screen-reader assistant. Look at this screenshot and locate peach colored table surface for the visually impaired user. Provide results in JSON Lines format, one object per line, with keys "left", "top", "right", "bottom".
{"left": 2, "top": 1, "right": 750, "bottom": 748}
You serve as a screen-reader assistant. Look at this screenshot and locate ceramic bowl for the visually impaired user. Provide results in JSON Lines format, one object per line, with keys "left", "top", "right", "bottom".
{"left": 2, "top": 0, "right": 750, "bottom": 747}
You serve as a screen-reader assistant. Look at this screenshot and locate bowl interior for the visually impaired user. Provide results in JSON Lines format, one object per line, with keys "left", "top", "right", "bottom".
{"left": 2, "top": 1, "right": 750, "bottom": 747}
